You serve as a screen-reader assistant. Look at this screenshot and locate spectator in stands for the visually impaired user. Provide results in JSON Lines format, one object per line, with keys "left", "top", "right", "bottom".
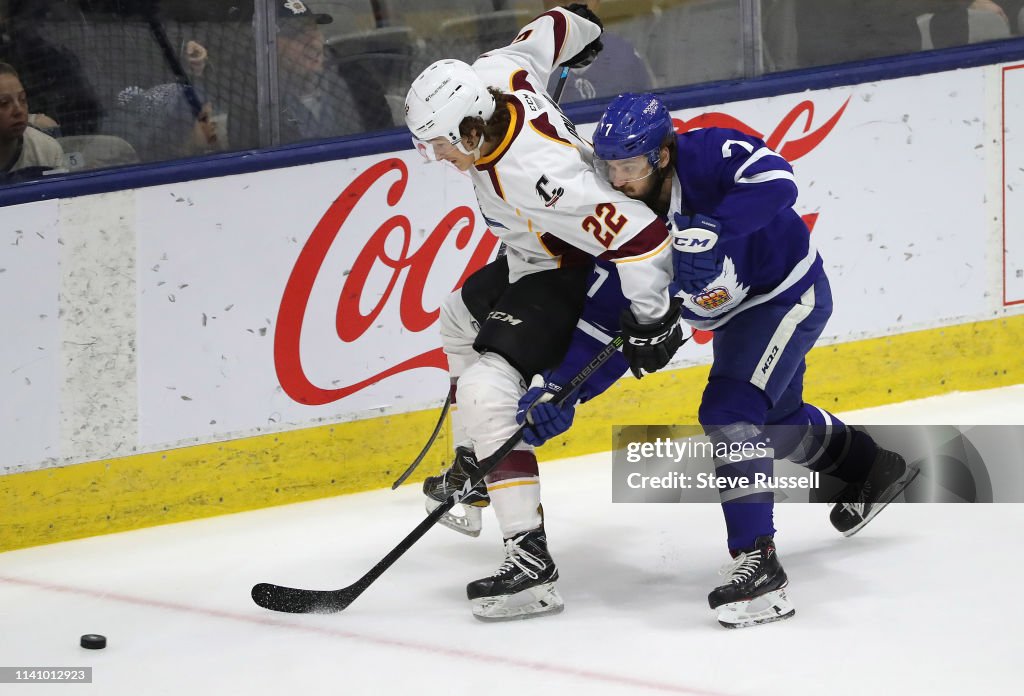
{"left": 541, "top": 0, "right": 653, "bottom": 102}
{"left": 175, "top": 11, "right": 264, "bottom": 150}
{"left": 275, "top": 0, "right": 392, "bottom": 141}
{"left": 993, "top": 0, "right": 1024, "bottom": 33}
{"left": 0, "top": 0, "right": 102, "bottom": 135}
{"left": 0, "top": 61, "right": 63, "bottom": 182}
{"left": 179, "top": 1, "right": 393, "bottom": 147}
{"left": 966, "top": 0, "right": 1014, "bottom": 39}
{"left": 114, "top": 82, "right": 218, "bottom": 162}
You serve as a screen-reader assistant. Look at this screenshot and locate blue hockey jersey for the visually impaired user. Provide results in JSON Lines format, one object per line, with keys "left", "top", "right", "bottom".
{"left": 670, "top": 127, "right": 821, "bottom": 330}
{"left": 546, "top": 127, "right": 821, "bottom": 400}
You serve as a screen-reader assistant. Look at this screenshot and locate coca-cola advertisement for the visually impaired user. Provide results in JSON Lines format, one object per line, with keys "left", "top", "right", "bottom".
{"left": 3, "top": 67, "right": 1011, "bottom": 472}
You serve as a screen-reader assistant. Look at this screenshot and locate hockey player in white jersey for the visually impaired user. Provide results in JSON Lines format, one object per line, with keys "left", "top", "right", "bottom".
{"left": 405, "top": 5, "right": 682, "bottom": 621}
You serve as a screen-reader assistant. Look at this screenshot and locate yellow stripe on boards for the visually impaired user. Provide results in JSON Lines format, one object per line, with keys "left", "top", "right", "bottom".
{"left": 0, "top": 408, "right": 453, "bottom": 553}
{"left": 3, "top": 314, "right": 1024, "bottom": 553}
{"left": 539, "top": 315, "right": 1024, "bottom": 459}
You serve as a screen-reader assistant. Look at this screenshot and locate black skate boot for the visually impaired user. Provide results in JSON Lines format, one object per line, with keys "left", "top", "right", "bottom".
{"left": 708, "top": 536, "right": 795, "bottom": 629}
{"left": 830, "top": 445, "right": 919, "bottom": 537}
{"left": 423, "top": 446, "right": 490, "bottom": 537}
{"left": 467, "top": 526, "right": 563, "bottom": 622}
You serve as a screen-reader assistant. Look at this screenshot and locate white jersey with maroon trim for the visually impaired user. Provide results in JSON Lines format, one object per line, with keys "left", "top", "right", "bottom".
{"left": 463, "top": 8, "right": 673, "bottom": 323}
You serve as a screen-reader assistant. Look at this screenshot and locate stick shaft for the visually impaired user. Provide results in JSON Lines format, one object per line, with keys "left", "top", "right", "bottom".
{"left": 340, "top": 335, "right": 623, "bottom": 603}
{"left": 552, "top": 66, "right": 570, "bottom": 102}
{"left": 391, "top": 394, "right": 451, "bottom": 489}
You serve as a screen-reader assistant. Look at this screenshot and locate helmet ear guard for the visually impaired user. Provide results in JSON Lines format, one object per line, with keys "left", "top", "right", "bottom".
{"left": 405, "top": 60, "right": 496, "bottom": 148}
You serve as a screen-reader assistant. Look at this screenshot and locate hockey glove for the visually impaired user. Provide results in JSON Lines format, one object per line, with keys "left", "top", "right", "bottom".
{"left": 515, "top": 375, "right": 577, "bottom": 447}
{"left": 670, "top": 213, "right": 724, "bottom": 295}
{"left": 560, "top": 3, "right": 604, "bottom": 68}
{"left": 620, "top": 297, "right": 684, "bottom": 379}
{"left": 563, "top": 3, "right": 604, "bottom": 29}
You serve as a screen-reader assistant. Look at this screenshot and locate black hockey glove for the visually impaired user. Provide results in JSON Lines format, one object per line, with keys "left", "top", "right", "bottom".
{"left": 620, "top": 298, "right": 684, "bottom": 379}
{"left": 563, "top": 3, "right": 604, "bottom": 30}
{"left": 560, "top": 3, "right": 604, "bottom": 68}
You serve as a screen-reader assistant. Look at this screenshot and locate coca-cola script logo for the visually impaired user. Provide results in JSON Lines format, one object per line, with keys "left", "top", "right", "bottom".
{"left": 275, "top": 158, "right": 499, "bottom": 405}
{"left": 276, "top": 98, "right": 850, "bottom": 403}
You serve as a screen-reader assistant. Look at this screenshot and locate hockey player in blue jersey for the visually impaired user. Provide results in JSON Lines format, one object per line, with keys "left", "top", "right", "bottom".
{"left": 507, "top": 93, "right": 919, "bottom": 628}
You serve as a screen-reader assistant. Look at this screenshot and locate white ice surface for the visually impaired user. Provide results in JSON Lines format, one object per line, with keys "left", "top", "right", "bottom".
{"left": 2, "top": 386, "right": 1024, "bottom": 696}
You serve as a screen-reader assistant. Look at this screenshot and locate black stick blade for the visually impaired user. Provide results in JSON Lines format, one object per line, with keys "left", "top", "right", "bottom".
{"left": 251, "top": 583, "right": 354, "bottom": 614}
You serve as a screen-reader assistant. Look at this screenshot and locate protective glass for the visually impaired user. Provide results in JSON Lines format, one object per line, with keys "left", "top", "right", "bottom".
{"left": 595, "top": 154, "right": 656, "bottom": 186}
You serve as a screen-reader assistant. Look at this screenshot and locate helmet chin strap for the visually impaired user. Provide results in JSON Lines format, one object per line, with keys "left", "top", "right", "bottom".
{"left": 456, "top": 140, "right": 482, "bottom": 159}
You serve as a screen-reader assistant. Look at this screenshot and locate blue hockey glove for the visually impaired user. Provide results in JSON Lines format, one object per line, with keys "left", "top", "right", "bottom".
{"left": 515, "top": 375, "right": 577, "bottom": 447}
{"left": 670, "top": 213, "right": 724, "bottom": 295}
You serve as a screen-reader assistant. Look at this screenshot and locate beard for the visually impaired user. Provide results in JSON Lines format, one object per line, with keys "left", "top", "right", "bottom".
{"left": 639, "top": 164, "right": 671, "bottom": 216}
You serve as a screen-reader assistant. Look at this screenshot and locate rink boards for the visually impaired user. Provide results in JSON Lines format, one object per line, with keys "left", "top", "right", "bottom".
{"left": 3, "top": 59, "right": 1024, "bottom": 551}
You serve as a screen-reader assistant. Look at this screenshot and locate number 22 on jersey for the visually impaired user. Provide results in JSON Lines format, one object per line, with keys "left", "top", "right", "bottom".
{"left": 583, "top": 203, "right": 627, "bottom": 248}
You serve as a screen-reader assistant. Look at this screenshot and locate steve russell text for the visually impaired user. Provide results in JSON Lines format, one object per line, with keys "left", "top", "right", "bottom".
{"left": 626, "top": 471, "right": 821, "bottom": 490}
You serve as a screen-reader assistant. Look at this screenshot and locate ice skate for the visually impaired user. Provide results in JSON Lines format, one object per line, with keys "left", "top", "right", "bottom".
{"left": 467, "top": 527, "right": 563, "bottom": 622}
{"left": 708, "top": 536, "right": 795, "bottom": 629}
{"left": 830, "top": 445, "right": 920, "bottom": 537}
{"left": 423, "top": 446, "right": 490, "bottom": 537}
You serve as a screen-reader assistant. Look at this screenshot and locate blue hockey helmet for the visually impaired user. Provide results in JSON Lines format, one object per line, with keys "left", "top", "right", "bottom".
{"left": 592, "top": 93, "right": 673, "bottom": 168}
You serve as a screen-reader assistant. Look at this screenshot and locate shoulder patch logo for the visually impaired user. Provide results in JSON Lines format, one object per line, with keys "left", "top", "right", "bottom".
{"left": 535, "top": 175, "right": 564, "bottom": 208}
{"left": 692, "top": 287, "right": 732, "bottom": 311}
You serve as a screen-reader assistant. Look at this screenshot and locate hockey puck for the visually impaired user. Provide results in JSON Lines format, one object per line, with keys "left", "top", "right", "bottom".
{"left": 80, "top": 634, "right": 106, "bottom": 650}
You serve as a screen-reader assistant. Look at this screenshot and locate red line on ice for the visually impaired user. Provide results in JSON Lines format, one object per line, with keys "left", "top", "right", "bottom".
{"left": 0, "top": 574, "right": 729, "bottom": 696}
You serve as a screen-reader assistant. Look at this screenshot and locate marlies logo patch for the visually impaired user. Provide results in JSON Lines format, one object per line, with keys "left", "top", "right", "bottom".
{"left": 692, "top": 287, "right": 731, "bottom": 311}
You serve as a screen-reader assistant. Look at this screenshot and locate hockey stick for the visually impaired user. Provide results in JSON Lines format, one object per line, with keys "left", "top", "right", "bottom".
{"left": 251, "top": 335, "right": 624, "bottom": 614}
{"left": 143, "top": 7, "right": 205, "bottom": 119}
{"left": 390, "top": 393, "right": 451, "bottom": 489}
{"left": 552, "top": 65, "right": 570, "bottom": 102}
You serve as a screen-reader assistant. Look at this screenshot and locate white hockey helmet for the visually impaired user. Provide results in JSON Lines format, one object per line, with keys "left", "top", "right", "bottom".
{"left": 405, "top": 59, "right": 496, "bottom": 154}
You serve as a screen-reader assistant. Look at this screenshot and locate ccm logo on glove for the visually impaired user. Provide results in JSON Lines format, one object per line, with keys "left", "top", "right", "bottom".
{"left": 619, "top": 298, "right": 685, "bottom": 379}
{"left": 671, "top": 214, "right": 720, "bottom": 252}
{"left": 671, "top": 214, "right": 725, "bottom": 295}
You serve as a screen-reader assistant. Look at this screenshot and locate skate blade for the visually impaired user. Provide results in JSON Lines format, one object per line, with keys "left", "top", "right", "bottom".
{"left": 425, "top": 498, "right": 483, "bottom": 538}
{"left": 471, "top": 583, "right": 564, "bottom": 622}
{"left": 842, "top": 465, "right": 921, "bottom": 538}
{"left": 716, "top": 588, "right": 795, "bottom": 629}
